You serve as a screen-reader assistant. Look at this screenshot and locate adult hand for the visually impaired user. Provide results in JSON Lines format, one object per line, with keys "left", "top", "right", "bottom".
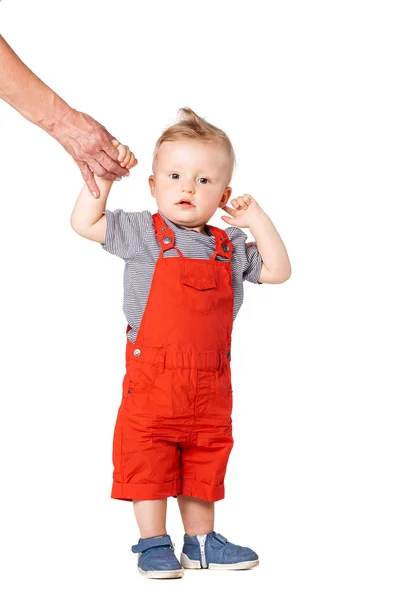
{"left": 53, "top": 108, "right": 137, "bottom": 197}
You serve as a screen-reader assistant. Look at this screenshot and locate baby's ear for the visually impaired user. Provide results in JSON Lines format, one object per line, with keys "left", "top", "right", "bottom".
{"left": 148, "top": 175, "right": 156, "bottom": 197}
{"left": 221, "top": 187, "right": 232, "bottom": 207}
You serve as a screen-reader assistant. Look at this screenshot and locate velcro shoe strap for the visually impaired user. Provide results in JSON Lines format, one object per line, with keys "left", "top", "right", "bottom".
{"left": 213, "top": 532, "right": 228, "bottom": 544}
{"left": 131, "top": 534, "right": 172, "bottom": 553}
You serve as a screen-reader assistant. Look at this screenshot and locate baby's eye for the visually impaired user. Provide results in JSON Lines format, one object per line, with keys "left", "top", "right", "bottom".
{"left": 198, "top": 178, "right": 209, "bottom": 184}
{"left": 169, "top": 173, "right": 179, "bottom": 179}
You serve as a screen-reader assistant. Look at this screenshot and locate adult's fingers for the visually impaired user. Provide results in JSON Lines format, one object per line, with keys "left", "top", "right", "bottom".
{"left": 76, "top": 160, "right": 100, "bottom": 197}
{"left": 94, "top": 142, "right": 130, "bottom": 177}
{"left": 86, "top": 151, "right": 129, "bottom": 178}
{"left": 98, "top": 149, "right": 136, "bottom": 177}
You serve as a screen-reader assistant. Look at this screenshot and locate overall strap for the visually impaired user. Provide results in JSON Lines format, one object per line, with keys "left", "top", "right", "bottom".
{"left": 207, "top": 224, "right": 234, "bottom": 261}
{"left": 152, "top": 213, "right": 233, "bottom": 261}
{"left": 152, "top": 212, "right": 183, "bottom": 257}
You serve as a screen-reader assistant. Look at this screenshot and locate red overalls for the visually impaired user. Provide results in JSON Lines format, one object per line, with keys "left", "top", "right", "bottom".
{"left": 111, "top": 212, "right": 234, "bottom": 502}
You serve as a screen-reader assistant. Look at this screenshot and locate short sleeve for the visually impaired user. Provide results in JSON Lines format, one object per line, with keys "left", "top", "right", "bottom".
{"left": 226, "top": 227, "right": 263, "bottom": 284}
{"left": 101, "top": 209, "right": 152, "bottom": 260}
{"left": 243, "top": 240, "right": 263, "bottom": 284}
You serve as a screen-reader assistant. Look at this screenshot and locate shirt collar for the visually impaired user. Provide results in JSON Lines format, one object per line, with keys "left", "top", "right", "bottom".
{"left": 157, "top": 210, "right": 212, "bottom": 237}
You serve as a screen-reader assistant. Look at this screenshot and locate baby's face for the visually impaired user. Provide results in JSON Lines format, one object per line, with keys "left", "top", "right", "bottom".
{"left": 149, "top": 140, "right": 232, "bottom": 233}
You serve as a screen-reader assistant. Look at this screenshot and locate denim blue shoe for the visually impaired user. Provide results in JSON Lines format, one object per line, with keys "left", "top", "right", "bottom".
{"left": 131, "top": 534, "right": 184, "bottom": 579}
{"left": 180, "top": 531, "right": 259, "bottom": 570}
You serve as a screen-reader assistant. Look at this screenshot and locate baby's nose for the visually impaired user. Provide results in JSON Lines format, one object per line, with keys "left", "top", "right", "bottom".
{"left": 181, "top": 180, "right": 194, "bottom": 192}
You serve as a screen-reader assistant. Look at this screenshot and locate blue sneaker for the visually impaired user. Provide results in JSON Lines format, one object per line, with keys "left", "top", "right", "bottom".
{"left": 131, "top": 534, "right": 184, "bottom": 579}
{"left": 180, "top": 531, "right": 259, "bottom": 570}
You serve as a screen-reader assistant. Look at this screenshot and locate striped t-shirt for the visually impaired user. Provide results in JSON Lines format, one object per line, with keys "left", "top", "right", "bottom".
{"left": 101, "top": 209, "right": 263, "bottom": 344}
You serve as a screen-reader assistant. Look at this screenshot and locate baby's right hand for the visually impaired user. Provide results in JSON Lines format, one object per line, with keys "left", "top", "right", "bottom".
{"left": 111, "top": 139, "right": 138, "bottom": 171}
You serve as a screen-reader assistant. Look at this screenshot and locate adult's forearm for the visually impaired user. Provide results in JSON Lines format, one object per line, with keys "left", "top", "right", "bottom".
{"left": 0, "top": 35, "right": 71, "bottom": 134}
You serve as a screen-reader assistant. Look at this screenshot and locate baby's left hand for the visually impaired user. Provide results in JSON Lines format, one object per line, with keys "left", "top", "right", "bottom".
{"left": 221, "top": 194, "right": 263, "bottom": 228}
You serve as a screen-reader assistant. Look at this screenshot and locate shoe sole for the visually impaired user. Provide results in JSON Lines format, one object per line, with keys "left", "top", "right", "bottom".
{"left": 180, "top": 553, "right": 259, "bottom": 570}
{"left": 138, "top": 567, "right": 184, "bottom": 579}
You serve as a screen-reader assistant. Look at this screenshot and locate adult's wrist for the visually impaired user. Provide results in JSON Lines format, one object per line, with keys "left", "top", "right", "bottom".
{"left": 36, "top": 93, "right": 73, "bottom": 137}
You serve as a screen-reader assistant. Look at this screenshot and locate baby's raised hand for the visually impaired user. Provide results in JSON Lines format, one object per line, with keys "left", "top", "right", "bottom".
{"left": 221, "top": 194, "right": 263, "bottom": 228}
{"left": 111, "top": 139, "right": 138, "bottom": 170}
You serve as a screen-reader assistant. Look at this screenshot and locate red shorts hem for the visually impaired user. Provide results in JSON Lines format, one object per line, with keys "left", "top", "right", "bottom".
{"left": 111, "top": 477, "right": 225, "bottom": 502}
{"left": 179, "top": 478, "right": 225, "bottom": 502}
{"left": 111, "top": 478, "right": 180, "bottom": 501}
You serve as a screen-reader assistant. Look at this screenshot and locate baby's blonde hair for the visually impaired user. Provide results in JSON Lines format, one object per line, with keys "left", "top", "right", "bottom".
{"left": 152, "top": 107, "right": 236, "bottom": 183}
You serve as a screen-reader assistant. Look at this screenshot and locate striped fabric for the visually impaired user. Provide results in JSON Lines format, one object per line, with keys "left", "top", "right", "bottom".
{"left": 101, "top": 209, "right": 263, "bottom": 344}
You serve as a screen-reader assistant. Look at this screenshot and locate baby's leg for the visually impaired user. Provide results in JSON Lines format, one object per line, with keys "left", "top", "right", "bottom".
{"left": 177, "top": 496, "right": 214, "bottom": 535}
{"left": 133, "top": 498, "right": 167, "bottom": 538}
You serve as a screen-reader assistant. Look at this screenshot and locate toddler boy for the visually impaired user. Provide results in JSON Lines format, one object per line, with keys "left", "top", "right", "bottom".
{"left": 71, "top": 107, "right": 291, "bottom": 578}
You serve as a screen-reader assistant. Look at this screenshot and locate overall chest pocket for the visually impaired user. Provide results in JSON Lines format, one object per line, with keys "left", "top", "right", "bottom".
{"left": 181, "top": 274, "right": 217, "bottom": 315}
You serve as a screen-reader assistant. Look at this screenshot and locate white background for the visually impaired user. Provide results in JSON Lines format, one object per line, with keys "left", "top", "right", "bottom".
{"left": 1, "top": 1, "right": 399, "bottom": 598}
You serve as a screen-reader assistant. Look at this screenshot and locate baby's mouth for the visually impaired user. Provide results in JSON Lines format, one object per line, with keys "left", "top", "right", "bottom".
{"left": 176, "top": 200, "right": 195, "bottom": 207}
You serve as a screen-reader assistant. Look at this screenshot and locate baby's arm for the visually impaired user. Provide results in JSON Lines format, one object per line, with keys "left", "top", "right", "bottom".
{"left": 70, "top": 175, "right": 112, "bottom": 243}
{"left": 70, "top": 141, "right": 136, "bottom": 243}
